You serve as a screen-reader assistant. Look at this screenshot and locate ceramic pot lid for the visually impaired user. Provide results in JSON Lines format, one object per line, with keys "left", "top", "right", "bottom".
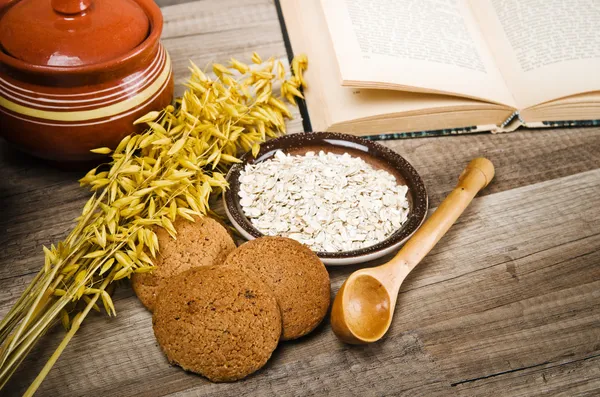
{"left": 0, "top": 0, "right": 149, "bottom": 67}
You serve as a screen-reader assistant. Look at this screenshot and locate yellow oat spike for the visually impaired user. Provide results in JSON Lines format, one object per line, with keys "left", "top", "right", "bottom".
{"left": 147, "top": 121, "right": 167, "bottom": 135}
{"left": 189, "top": 60, "right": 207, "bottom": 81}
{"left": 187, "top": 81, "right": 207, "bottom": 93}
{"left": 109, "top": 182, "right": 118, "bottom": 203}
{"left": 177, "top": 207, "right": 197, "bottom": 222}
{"left": 146, "top": 230, "right": 158, "bottom": 257}
{"left": 79, "top": 169, "right": 98, "bottom": 186}
{"left": 268, "top": 97, "right": 292, "bottom": 118}
{"left": 60, "top": 309, "right": 71, "bottom": 331}
{"left": 169, "top": 200, "right": 177, "bottom": 221}
{"left": 112, "top": 196, "right": 138, "bottom": 209}
{"left": 211, "top": 151, "right": 222, "bottom": 169}
{"left": 99, "top": 258, "right": 115, "bottom": 275}
{"left": 90, "top": 147, "right": 112, "bottom": 155}
{"left": 114, "top": 251, "right": 132, "bottom": 268}
{"left": 252, "top": 143, "right": 261, "bottom": 158}
{"left": 185, "top": 193, "right": 201, "bottom": 213}
{"left": 285, "top": 82, "right": 304, "bottom": 99}
{"left": 213, "top": 63, "right": 233, "bottom": 76}
{"left": 76, "top": 285, "right": 85, "bottom": 300}
{"left": 113, "top": 268, "right": 131, "bottom": 281}
{"left": 168, "top": 137, "right": 187, "bottom": 156}
{"left": 93, "top": 227, "right": 105, "bottom": 249}
{"left": 61, "top": 264, "right": 79, "bottom": 275}
{"left": 101, "top": 290, "right": 117, "bottom": 316}
{"left": 230, "top": 58, "right": 249, "bottom": 74}
{"left": 276, "top": 60, "right": 285, "bottom": 79}
{"left": 161, "top": 217, "right": 177, "bottom": 238}
{"left": 134, "top": 266, "right": 156, "bottom": 274}
{"left": 251, "top": 52, "right": 263, "bottom": 64}
{"left": 152, "top": 138, "right": 172, "bottom": 146}
{"left": 42, "top": 246, "right": 57, "bottom": 265}
{"left": 291, "top": 53, "right": 308, "bottom": 79}
{"left": 83, "top": 250, "right": 106, "bottom": 259}
{"left": 285, "top": 93, "right": 297, "bottom": 106}
{"left": 138, "top": 134, "right": 155, "bottom": 149}
{"left": 148, "top": 197, "right": 156, "bottom": 218}
{"left": 150, "top": 180, "right": 177, "bottom": 188}
{"left": 133, "top": 111, "right": 161, "bottom": 125}
{"left": 220, "top": 153, "right": 243, "bottom": 163}
{"left": 168, "top": 124, "right": 185, "bottom": 136}
{"left": 116, "top": 136, "right": 133, "bottom": 155}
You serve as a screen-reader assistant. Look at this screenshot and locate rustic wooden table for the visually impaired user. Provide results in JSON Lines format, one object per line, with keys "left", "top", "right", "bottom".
{"left": 2, "top": 0, "right": 600, "bottom": 396}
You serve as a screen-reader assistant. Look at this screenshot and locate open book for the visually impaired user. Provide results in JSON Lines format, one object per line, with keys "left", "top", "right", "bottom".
{"left": 278, "top": 0, "right": 600, "bottom": 136}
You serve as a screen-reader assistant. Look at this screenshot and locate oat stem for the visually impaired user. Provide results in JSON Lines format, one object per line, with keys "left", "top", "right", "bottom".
{"left": 24, "top": 269, "right": 116, "bottom": 397}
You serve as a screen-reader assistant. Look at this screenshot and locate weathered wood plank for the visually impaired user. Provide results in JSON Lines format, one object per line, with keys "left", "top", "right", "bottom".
{"left": 419, "top": 238, "right": 600, "bottom": 382}
{"left": 383, "top": 127, "right": 600, "bottom": 207}
{"left": 455, "top": 354, "right": 600, "bottom": 396}
{"left": 4, "top": 169, "right": 599, "bottom": 396}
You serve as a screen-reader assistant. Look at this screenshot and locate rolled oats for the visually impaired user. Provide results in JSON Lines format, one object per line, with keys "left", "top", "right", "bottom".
{"left": 239, "top": 150, "right": 410, "bottom": 252}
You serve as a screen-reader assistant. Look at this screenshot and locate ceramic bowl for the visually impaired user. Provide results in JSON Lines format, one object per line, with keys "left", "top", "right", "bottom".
{"left": 224, "top": 132, "right": 428, "bottom": 265}
{"left": 0, "top": 0, "right": 174, "bottom": 162}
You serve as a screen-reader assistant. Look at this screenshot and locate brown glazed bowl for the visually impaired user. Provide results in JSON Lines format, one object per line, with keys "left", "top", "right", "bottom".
{"left": 224, "top": 132, "right": 429, "bottom": 266}
{"left": 0, "top": 0, "right": 174, "bottom": 162}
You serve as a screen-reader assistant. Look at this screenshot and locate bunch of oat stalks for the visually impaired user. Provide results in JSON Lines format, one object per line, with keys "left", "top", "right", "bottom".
{"left": 0, "top": 53, "right": 307, "bottom": 396}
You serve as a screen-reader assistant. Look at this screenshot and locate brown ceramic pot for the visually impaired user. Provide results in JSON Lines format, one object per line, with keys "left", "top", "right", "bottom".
{"left": 0, "top": 0, "right": 174, "bottom": 162}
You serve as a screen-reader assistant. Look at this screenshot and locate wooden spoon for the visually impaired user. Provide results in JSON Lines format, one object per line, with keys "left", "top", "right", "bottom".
{"left": 330, "top": 158, "right": 495, "bottom": 344}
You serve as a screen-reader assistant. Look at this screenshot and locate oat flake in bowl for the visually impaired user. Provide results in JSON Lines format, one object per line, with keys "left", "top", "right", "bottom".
{"left": 238, "top": 150, "right": 410, "bottom": 252}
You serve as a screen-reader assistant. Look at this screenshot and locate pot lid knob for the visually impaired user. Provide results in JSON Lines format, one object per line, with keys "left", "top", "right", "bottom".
{"left": 0, "top": 0, "right": 150, "bottom": 67}
{"left": 51, "top": 0, "right": 92, "bottom": 14}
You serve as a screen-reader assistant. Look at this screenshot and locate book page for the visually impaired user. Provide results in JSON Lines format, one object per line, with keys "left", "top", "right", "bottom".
{"left": 469, "top": 0, "right": 600, "bottom": 109}
{"left": 319, "top": 0, "right": 516, "bottom": 107}
{"left": 279, "top": 0, "right": 511, "bottom": 132}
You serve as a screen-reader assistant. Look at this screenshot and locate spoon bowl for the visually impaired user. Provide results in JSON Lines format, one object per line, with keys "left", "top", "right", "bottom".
{"left": 331, "top": 158, "right": 495, "bottom": 344}
{"left": 332, "top": 274, "right": 393, "bottom": 344}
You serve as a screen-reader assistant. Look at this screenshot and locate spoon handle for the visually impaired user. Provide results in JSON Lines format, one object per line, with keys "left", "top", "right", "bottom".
{"left": 391, "top": 158, "right": 494, "bottom": 270}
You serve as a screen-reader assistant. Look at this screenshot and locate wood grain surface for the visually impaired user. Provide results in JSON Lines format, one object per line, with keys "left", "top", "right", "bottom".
{"left": 1, "top": 0, "right": 599, "bottom": 396}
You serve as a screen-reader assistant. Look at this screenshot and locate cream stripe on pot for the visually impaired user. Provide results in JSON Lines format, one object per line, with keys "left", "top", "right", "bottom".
{"left": 0, "top": 49, "right": 165, "bottom": 106}
{"left": 0, "top": 48, "right": 166, "bottom": 99}
{"left": 0, "top": 69, "right": 172, "bottom": 127}
{"left": 0, "top": 52, "right": 171, "bottom": 121}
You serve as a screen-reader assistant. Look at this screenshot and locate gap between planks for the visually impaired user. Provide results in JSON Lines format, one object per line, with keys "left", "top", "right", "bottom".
{"left": 452, "top": 352, "right": 600, "bottom": 387}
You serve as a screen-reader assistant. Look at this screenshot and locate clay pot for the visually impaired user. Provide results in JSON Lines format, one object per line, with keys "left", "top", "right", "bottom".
{"left": 0, "top": 0, "right": 174, "bottom": 162}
